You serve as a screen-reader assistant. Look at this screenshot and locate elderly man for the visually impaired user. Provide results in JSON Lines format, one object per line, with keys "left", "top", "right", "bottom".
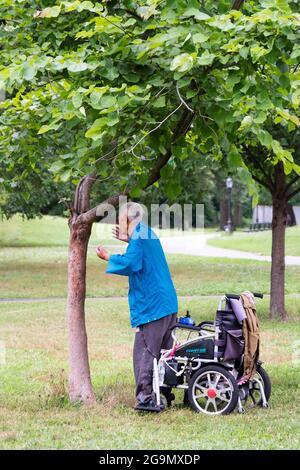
{"left": 96, "top": 202, "right": 178, "bottom": 412}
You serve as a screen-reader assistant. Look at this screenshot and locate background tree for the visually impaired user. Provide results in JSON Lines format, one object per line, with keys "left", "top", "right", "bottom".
{"left": 241, "top": 128, "right": 300, "bottom": 320}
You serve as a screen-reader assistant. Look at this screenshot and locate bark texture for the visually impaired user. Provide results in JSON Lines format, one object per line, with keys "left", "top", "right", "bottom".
{"left": 67, "top": 216, "right": 95, "bottom": 403}
{"left": 270, "top": 164, "right": 288, "bottom": 321}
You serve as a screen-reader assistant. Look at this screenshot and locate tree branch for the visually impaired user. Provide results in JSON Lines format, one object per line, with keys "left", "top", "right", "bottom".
{"left": 79, "top": 108, "right": 195, "bottom": 225}
{"left": 124, "top": 9, "right": 143, "bottom": 21}
{"left": 176, "top": 82, "right": 194, "bottom": 113}
{"left": 287, "top": 184, "right": 300, "bottom": 201}
{"left": 145, "top": 108, "right": 194, "bottom": 188}
{"left": 73, "top": 170, "right": 97, "bottom": 215}
{"left": 78, "top": 193, "right": 124, "bottom": 225}
{"left": 243, "top": 146, "right": 275, "bottom": 192}
{"left": 251, "top": 174, "right": 274, "bottom": 191}
{"left": 284, "top": 175, "right": 300, "bottom": 196}
{"left": 231, "top": 0, "right": 245, "bottom": 10}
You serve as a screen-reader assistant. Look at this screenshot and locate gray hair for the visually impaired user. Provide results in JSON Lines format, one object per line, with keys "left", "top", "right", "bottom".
{"left": 119, "top": 202, "right": 144, "bottom": 222}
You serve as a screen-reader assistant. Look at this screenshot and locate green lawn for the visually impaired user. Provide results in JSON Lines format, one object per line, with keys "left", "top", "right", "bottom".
{"left": 0, "top": 298, "right": 300, "bottom": 450}
{"left": 208, "top": 226, "right": 300, "bottom": 256}
{"left": 0, "top": 214, "right": 120, "bottom": 247}
{"left": 0, "top": 214, "right": 206, "bottom": 248}
{"left": 0, "top": 215, "right": 300, "bottom": 449}
{"left": 1, "top": 245, "right": 300, "bottom": 299}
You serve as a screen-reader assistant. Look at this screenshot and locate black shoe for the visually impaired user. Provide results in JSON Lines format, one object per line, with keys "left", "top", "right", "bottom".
{"left": 162, "top": 392, "right": 175, "bottom": 407}
{"left": 160, "top": 387, "right": 175, "bottom": 407}
{"left": 134, "top": 399, "right": 165, "bottom": 413}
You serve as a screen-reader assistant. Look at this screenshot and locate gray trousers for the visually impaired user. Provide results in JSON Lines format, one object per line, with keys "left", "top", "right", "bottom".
{"left": 133, "top": 313, "right": 177, "bottom": 404}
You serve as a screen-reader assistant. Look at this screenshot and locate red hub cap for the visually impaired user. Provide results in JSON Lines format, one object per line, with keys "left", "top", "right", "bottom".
{"left": 207, "top": 388, "right": 217, "bottom": 399}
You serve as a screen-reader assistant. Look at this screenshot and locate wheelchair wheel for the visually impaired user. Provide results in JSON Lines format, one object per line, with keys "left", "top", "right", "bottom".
{"left": 248, "top": 365, "right": 271, "bottom": 407}
{"left": 188, "top": 365, "right": 239, "bottom": 415}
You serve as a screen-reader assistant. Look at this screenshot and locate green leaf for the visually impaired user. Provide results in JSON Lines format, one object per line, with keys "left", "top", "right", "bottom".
{"left": 291, "top": 89, "right": 300, "bottom": 108}
{"left": 257, "top": 130, "right": 273, "bottom": 148}
{"left": 253, "top": 111, "right": 267, "bottom": 124}
{"left": 37, "top": 6, "right": 61, "bottom": 18}
{"left": 137, "top": 5, "right": 158, "bottom": 20}
{"left": 276, "top": 108, "right": 300, "bottom": 126}
{"left": 75, "top": 30, "right": 95, "bottom": 40}
{"left": 130, "top": 187, "right": 142, "bottom": 198}
{"left": 99, "top": 95, "right": 117, "bottom": 109}
{"left": 271, "top": 140, "right": 294, "bottom": 164}
{"left": 197, "top": 50, "right": 215, "bottom": 66}
{"left": 49, "top": 161, "right": 65, "bottom": 173}
{"left": 23, "top": 63, "right": 36, "bottom": 81}
{"left": 60, "top": 169, "right": 72, "bottom": 182}
{"left": 37, "top": 121, "right": 61, "bottom": 134}
{"left": 77, "top": 1, "right": 94, "bottom": 12}
{"left": 90, "top": 89, "right": 108, "bottom": 109}
{"left": 193, "top": 33, "right": 209, "bottom": 44}
{"left": 228, "top": 144, "right": 243, "bottom": 167}
{"left": 85, "top": 118, "right": 108, "bottom": 139}
{"left": 170, "top": 53, "right": 195, "bottom": 72}
{"left": 107, "top": 114, "right": 119, "bottom": 127}
{"left": 291, "top": 163, "right": 300, "bottom": 176}
{"left": 67, "top": 62, "right": 89, "bottom": 73}
{"left": 239, "top": 47, "right": 249, "bottom": 59}
{"left": 165, "top": 180, "right": 181, "bottom": 199}
{"left": 238, "top": 115, "right": 253, "bottom": 131}
{"left": 181, "top": 8, "right": 210, "bottom": 21}
{"left": 0, "top": 68, "right": 10, "bottom": 82}
{"left": 291, "top": 47, "right": 300, "bottom": 59}
{"left": 22, "top": 191, "right": 30, "bottom": 202}
{"left": 250, "top": 46, "right": 269, "bottom": 62}
{"left": 153, "top": 96, "right": 166, "bottom": 108}
{"left": 72, "top": 93, "right": 83, "bottom": 108}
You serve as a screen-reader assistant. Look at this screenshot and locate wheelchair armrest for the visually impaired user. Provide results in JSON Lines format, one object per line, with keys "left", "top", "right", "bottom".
{"left": 171, "top": 322, "right": 202, "bottom": 332}
{"left": 198, "top": 320, "right": 215, "bottom": 329}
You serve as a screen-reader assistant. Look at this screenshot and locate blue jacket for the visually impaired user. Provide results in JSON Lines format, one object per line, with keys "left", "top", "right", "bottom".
{"left": 106, "top": 222, "right": 178, "bottom": 327}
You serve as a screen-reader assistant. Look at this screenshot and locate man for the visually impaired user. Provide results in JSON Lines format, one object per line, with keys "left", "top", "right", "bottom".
{"left": 96, "top": 202, "right": 178, "bottom": 412}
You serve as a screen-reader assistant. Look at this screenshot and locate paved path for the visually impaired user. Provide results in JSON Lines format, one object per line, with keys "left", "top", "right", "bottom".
{"left": 160, "top": 233, "right": 300, "bottom": 266}
{"left": 103, "top": 233, "right": 300, "bottom": 265}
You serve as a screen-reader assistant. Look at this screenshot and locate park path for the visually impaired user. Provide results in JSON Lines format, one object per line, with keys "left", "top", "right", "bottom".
{"left": 159, "top": 232, "right": 300, "bottom": 266}
{"left": 105, "top": 232, "right": 300, "bottom": 265}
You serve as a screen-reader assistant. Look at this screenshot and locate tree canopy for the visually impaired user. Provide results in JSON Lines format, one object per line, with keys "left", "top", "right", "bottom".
{"left": 1, "top": 0, "right": 300, "bottom": 209}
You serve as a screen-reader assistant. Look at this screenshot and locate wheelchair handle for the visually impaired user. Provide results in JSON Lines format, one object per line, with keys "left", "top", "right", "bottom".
{"left": 225, "top": 292, "right": 263, "bottom": 300}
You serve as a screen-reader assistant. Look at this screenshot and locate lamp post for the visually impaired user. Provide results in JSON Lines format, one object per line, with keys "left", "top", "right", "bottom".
{"left": 224, "top": 177, "right": 233, "bottom": 233}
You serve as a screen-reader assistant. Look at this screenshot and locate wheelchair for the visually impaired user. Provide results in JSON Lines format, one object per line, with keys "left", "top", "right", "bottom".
{"left": 153, "top": 292, "right": 271, "bottom": 415}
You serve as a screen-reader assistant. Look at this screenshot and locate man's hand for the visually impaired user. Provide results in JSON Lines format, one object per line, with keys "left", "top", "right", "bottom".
{"left": 96, "top": 246, "right": 109, "bottom": 261}
{"left": 112, "top": 225, "right": 129, "bottom": 243}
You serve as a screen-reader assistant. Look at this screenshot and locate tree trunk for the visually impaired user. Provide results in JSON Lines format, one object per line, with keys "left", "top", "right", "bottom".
{"left": 67, "top": 215, "right": 96, "bottom": 404}
{"left": 270, "top": 165, "right": 288, "bottom": 321}
{"left": 286, "top": 203, "right": 296, "bottom": 227}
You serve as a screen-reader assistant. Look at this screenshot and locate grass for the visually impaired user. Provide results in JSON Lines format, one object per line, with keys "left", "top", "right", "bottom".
{"left": 1, "top": 245, "right": 300, "bottom": 299}
{"left": 0, "top": 214, "right": 206, "bottom": 248}
{"left": 0, "top": 298, "right": 299, "bottom": 450}
{"left": 0, "top": 215, "right": 299, "bottom": 449}
{"left": 208, "top": 225, "right": 300, "bottom": 257}
{"left": 0, "top": 214, "right": 119, "bottom": 247}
